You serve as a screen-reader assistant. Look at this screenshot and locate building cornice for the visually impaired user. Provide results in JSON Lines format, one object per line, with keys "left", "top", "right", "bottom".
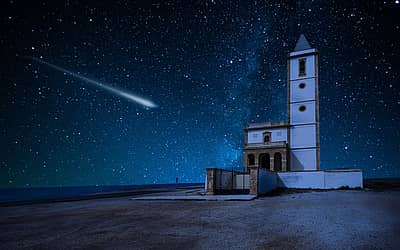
{"left": 245, "top": 121, "right": 289, "bottom": 131}
{"left": 288, "top": 49, "right": 319, "bottom": 59}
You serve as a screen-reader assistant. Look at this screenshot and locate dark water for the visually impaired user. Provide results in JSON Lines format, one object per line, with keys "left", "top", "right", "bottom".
{"left": 0, "top": 183, "right": 201, "bottom": 203}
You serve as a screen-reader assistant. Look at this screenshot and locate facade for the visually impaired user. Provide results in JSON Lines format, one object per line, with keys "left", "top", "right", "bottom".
{"left": 243, "top": 34, "right": 320, "bottom": 173}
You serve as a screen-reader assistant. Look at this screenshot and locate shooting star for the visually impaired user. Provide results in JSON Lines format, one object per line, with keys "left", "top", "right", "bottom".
{"left": 27, "top": 56, "right": 158, "bottom": 109}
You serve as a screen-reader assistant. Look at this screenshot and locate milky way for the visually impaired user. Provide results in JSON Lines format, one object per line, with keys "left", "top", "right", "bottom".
{"left": 0, "top": 0, "right": 399, "bottom": 187}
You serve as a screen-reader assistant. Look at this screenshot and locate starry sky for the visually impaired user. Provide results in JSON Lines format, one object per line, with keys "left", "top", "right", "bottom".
{"left": 1, "top": 0, "right": 399, "bottom": 187}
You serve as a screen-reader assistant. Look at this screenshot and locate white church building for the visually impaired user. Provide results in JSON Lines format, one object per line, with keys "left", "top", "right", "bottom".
{"left": 206, "top": 35, "right": 363, "bottom": 195}
{"left": 243, "top": 34, "right": 320, "bottom": 173}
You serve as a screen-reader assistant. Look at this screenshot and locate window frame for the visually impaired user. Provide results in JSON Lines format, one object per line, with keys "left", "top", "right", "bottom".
{"left": 263, "top": 131, "right": 271, "bottom": 143}
{"left": 298, "top": 58, "right": 306, "bottom": 77}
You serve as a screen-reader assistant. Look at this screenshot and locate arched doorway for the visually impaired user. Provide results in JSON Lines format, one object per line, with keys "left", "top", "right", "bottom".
{"left": 259, "top": 153, "right": 270, "bottom": 169}
{"left": 274, "top": 152, "right": 282, "bottom": 171}
{"left": 248, "top": 154, "right": 255, "bottom": 166}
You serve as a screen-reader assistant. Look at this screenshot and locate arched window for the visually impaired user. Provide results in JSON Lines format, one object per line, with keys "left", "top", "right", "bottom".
{"left": 274, "top": 152, "right": 282, "bottom": 171}
{"left": 259, "top": 153, "right": 270, "bottom": 169}
{"left": 248, "top": 154, "right": 255, "bottom": 166}
{"left": 263, "top": 132, "right": 271, "bottom": 143}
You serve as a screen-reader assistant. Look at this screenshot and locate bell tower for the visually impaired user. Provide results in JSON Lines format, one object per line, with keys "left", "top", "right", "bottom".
{"left": 288, "top": 34, "right": 320, "bottom": 171}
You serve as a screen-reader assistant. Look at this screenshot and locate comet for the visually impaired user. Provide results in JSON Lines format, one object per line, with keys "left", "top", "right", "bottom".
{"left": 27, "top": 56, "right": 158, "bottom": 109}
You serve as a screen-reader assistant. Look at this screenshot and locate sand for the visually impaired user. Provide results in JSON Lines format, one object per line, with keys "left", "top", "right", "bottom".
{"left": 0, "top": 189, "right": 399, "bottom": 249}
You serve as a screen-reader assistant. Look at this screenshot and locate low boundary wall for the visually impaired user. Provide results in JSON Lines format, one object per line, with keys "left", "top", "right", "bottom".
{"left": 277, "top": 170, "right": 363, "bottom": 189}
{"left": 258, "top": 168, "right": 278, "bottom": 193}
{"left": 206, "top": 168, "right": 363, "bottom": 196}
{"left": 256, "top": 169, "right": 363, "bottom": 195}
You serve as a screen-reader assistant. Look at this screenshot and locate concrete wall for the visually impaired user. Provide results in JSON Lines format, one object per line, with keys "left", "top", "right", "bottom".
{"left": 290, "top": 78, "right": 316, "bottom": 103}
{"left": 288, "top": 49, "right": 319, "bottom": 172}
{"left": 277, "top": 170, "right": 363, "bottom": 189}
{"left": 290, "top": 148, "right": 317, "bottom": 171}
{"left": 205, "top": 168, "right": 250, "bottom": 194}
{"left": 290, "top": 102, "right": 316, "bottom": 125}
{"left": 290, "top": 51, "right": 316, "bottom": 81}
{"left": 216, "top": 170, "right": 234, "bottom": 190}
{"left": 208, "top": 168, "right": 363, "bottom": 195}
{"left": 278, "top": 171, "right": 324, "bottom": 189}
{"left": 247, "top": 128, "right": 287, "bottom": 144}
{"left": 290, "top": 124, "right": 316, "bottom": 148}
{"left": 324, "top": 171, "right": 363, "bottom": 189}
{"left": 251, "top": 170, "right": 363, "bottom": 195}
{"left": 258, "top": 169, "right": 278, "bottom": 194}
{"left": 205, "top": 168, "right": 215, "bottom": 194}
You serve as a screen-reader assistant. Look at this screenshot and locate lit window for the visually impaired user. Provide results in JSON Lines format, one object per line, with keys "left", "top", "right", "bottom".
{"left": 299, "top": 58, "right": 306, "bottom": 76}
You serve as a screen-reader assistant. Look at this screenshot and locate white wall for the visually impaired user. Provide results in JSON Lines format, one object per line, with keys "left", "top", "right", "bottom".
{"left": 290, "top": 53, "right": 316, "bottom": 81}
{"left": 290, "top": 125, "right": 316, "bottom": 148}
{"left": 290, "top": 102, "right": 316, "bottom": 125}
{"left": 290, "top": 78, "right": 316, "bottom": 103}
{"left": 278, "top": 171, "right": 324, "bottom": 188}
{"left": 290, "top": 149, "right": 317, "bottom": 170}
{"left": 244, "top": 170, "right": 363, "bottom": 195}
{"left": 277, "top": 170, "right": 363, "bottom": 189}
{"left": 324, "top": 171, "right": 363, "bottom": 189}
{"left": 288, "top": 50, "right": 318, "bottom": 172}
{"left": 247, "top": 128, "right": 287, "bottom": 144}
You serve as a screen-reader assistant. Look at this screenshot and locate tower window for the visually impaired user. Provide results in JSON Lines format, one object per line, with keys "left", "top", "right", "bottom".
{"left": 299, "top": 58, "right": 306, "bottom": 76}
{"left": 299, "top": 82, "right": 306, "bottom": 89}
{"left": 299, "top": 105, "right": 306, "bottom": 112}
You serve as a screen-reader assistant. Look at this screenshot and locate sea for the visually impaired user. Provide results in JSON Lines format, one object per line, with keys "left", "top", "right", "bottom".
{"left": 0, "top": 183, "right": 203, "bottom": 204}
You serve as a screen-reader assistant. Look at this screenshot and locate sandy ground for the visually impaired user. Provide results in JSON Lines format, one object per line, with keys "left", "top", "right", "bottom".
{"left": 0, "top": 190, "right": 399, "bottom": 249}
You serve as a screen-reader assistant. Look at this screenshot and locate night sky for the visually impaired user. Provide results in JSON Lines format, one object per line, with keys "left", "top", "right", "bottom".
{"left": 1, "top": 0, "right": 399, "bottom": 187}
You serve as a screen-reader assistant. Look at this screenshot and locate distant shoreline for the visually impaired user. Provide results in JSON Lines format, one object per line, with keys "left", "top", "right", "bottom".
{"left": 1, "top": 178, "right": 399, "bottom": 207}
{"left": 0, "top": 183, "right": 204, "bottom": 206}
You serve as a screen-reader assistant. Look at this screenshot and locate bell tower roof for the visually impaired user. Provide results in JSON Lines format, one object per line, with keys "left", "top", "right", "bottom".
{"left": 294, "top": 34, "right": 312, "bottom": 51}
